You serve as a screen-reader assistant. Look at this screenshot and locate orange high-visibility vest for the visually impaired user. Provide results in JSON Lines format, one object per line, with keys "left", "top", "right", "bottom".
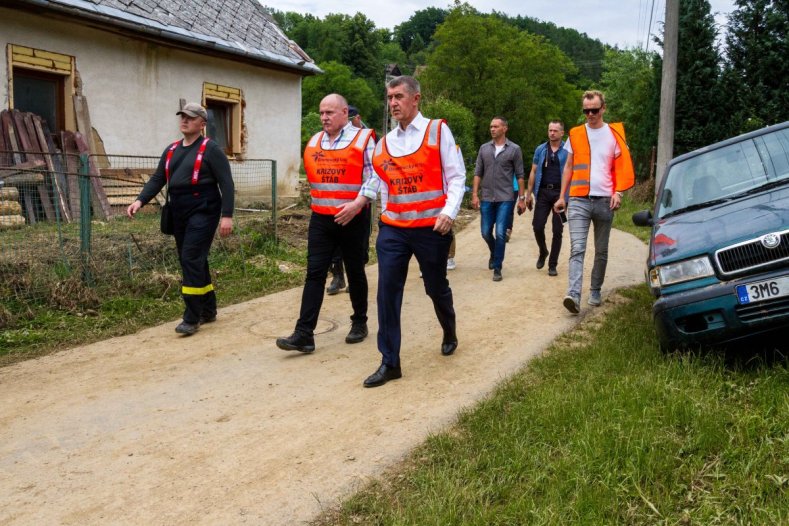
{"left": 568, "top": 122, "right": 635, "bottom": 196}
{"left": 373, "top": 119, "right": 446, "bottom": 228}
{"left": 303, "top": 128, "right": 375, "bottom": 215}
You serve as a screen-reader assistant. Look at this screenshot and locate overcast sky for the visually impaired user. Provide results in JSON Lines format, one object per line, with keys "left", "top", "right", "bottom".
{"left": 264, "top": 1, "right": 736, "bottom": 50}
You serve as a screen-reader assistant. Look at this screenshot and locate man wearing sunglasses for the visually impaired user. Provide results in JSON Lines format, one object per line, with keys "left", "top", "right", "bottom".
{"left": 553, "top": 90, "right": 634, "bottom": 314}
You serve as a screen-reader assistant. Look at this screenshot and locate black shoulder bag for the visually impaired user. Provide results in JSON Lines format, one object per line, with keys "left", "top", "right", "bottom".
{"left": 160, "top": 141, "right": 180, "bottom": 235}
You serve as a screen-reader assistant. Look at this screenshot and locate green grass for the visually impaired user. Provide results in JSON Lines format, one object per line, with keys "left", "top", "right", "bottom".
{"left": 614, "top": 193, "right": 654, "bottom": 243}
{"left": 319, "top": 286, "right": 789, "bottom": 525}
{"left": 0, "top": 214, "right": 306, "bottom": 364}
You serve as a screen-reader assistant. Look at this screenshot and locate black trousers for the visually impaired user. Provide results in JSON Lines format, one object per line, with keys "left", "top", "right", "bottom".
{"left": 532, "top": 187, "right": 564, "bottom": 267}
{"left": 295, "top": 207, "right": 370, "bottom": 336}
{"left": 330, "top": 218, "right": 371, "bottom": 276}
{"left": 171, "top": 188, "right": 222, "bottom": 324}
{"left": 375, "top": 222, "right": 455, "bottom": 367}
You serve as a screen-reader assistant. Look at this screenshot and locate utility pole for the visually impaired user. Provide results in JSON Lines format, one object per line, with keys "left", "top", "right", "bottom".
{"left": 655, "top": 0, "right": 678, "bottom": 197}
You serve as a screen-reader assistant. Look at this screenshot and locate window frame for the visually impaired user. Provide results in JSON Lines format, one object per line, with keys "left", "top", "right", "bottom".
{"left": 202, "top": 82, "right": 243, "bottom": 157}
{"left": 7, "top": 44, "right": 76, "bottom": 132}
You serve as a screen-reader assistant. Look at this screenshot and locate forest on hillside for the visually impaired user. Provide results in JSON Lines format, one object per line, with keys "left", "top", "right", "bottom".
{"left": 267, "top": 1, "right": 789, "bottom": 180}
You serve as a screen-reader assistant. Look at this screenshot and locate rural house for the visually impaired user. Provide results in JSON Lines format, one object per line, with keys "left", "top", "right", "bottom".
{"left": 1, "top": 0, "right": 319, "bottom": 205}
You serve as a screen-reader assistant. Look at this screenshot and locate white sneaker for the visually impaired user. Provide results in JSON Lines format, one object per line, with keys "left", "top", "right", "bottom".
{"left": 446, "top": 258, "right": 457, "bottom": 270}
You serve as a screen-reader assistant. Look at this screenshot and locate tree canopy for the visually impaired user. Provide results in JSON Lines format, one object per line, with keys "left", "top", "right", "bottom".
{"left": 268, "top": 1, "right": 788, "bottom": 179}
{"left": 419, "top": 5, "right": 579, "bottom": 152}
{"left": 723, "top": 0, "right": 789, "bottom": 133}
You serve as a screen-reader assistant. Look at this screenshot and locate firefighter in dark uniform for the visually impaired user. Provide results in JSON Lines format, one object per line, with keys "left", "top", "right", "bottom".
{"left": 127, "top": 103, "right": 234, "bottom": 335}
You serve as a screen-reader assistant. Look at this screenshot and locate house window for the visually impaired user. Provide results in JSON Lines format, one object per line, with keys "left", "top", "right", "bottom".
{"left": 202, "top": 82, "right": 243, "bottom": 156}
{"left": 206, "top": 101, "right": 232, "bottom": 153}
{"left": 13, "top": 69, "right": 64, "bottom": 132}
{"left": 7, "top": 44, "right": 75, "bottom": 132}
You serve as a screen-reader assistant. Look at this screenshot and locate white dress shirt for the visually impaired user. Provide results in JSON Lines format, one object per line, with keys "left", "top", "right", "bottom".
{"left": 360, "top": 112, "right": 466, "bottom": 220}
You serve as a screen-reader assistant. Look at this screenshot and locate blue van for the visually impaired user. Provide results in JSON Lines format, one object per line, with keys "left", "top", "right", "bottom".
{"left": 633, "top": 121, "right": 789, "bottom": 352}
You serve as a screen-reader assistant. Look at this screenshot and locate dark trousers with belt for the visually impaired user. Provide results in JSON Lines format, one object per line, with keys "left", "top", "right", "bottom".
{"left": 375, "top": 222, "right": 455, "bottom": 367}
{"left": 294, "top": 207, "right": 370, "bottom": 336}
{"left": 171, "top": 188, "right": 222, "bottom": 324}
{"left": 532, "top": 186, "right": 564, "bottom": 267}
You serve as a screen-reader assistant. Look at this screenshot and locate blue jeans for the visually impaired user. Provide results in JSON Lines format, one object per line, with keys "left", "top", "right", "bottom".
{"left": 567, "top": 197, "right": 614, "bottom": 300}
{"left": 480, "top": 200, "right": 515, "bottom": 270}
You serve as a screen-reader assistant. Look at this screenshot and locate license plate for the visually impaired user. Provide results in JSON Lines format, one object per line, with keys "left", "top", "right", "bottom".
{"left": 736, "top": 276, "right": 789, "bottom": 305}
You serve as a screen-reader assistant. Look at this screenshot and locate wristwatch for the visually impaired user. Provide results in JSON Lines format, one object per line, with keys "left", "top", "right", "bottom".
{"left": 518, "top": 195, "right": 526, "bottom": 201}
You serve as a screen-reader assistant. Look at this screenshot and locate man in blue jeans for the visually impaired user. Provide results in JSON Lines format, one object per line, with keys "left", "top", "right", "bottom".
{"left": 472, "top": 116, "right": 526, "bottom": 281}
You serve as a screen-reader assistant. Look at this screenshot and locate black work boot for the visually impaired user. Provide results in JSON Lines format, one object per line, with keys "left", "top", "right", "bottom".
{"left": 276, "top": 332, "right": 316, "bottom": 353}
{"left": 345, "top": 322, "right": 368, "bottom": 344}
{"left": 326, "top": 274, "right": 346, "bottom": 295}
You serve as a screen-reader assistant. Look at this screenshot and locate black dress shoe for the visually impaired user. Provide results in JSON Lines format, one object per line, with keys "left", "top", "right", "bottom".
{"left": 363, "top": 364, "right": 402, "bottom": 387}
{"left": 441, "top": 340, "right": 458, "bottom": 356}
{"left": 548, "top": 266, "right": 558, "bottom": 276}
{"left": 345, "top": 322, "right": 368, "bottom": 344}
{"left": 536, "top": 252, "right": 548, "bottom": 269}
{"left": 276, "top": 332, "right": 315, "bottom": 353}
{"left": 488, "top": 256, "right": 494, "bottom": 270}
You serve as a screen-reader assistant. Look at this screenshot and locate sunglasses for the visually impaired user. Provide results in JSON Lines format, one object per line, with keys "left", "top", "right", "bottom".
{"left": 582, "top": 107, "right": 602, "bottom": 115}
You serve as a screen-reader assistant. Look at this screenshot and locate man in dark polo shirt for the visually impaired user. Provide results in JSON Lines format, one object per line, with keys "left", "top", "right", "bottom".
{"left": 525, "top": 120, "right": 569, "bottom": 276}
{"left": 471, "top": 116, "right": 526, "bottom": 281}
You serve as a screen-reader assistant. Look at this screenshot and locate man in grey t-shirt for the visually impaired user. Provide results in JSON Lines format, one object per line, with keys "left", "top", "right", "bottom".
{"left": 472, "top": 116, "right": 526, "bottom": 281}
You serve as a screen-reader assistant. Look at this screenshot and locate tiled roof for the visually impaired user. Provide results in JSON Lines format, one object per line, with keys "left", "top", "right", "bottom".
{"left": 11, "top": 0, "right": 319, "bottom": 74}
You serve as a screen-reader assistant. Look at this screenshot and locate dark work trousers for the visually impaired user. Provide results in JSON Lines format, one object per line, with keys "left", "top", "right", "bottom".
{"left": 171, "top": 187, "right": 222, "bottom": 324}
{"left": 532, "top": 187, "right": 564, "bottom": 267}
{"left": 294, "top": 206, "right": 370, "bottom": 336}
{"left": 329, "top": 223, "right": 370, "bottom": 277}
{"left": 375, "top": 222, "right": 455, "bottom": 368}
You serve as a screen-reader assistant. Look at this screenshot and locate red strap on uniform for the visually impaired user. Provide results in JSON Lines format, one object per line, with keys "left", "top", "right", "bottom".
{"left": 164, "top": 137, "right": 210, "bottom": 184}
{"left": 191, "top": 138, "right": 210, "bottom": 185}
{"left": 164, "top": 141, "right": 179, "bottom": 183}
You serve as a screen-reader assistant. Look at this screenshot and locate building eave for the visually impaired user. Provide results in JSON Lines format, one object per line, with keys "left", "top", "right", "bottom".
{"left": 5, "top": 0, "right": 322, "bottom": 76}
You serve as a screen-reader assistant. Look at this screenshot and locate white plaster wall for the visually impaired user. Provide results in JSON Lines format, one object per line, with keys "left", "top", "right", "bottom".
{"left": 1, "top": 8, "right": 303, "bottom": 198}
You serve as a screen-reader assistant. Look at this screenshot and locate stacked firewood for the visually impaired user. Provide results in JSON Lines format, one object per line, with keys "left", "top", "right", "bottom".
{"left": 0, "top": 185, "right": 24, "bottom": 229}
{"left": 0, "top": 104, "right": 113, "bottom": 226}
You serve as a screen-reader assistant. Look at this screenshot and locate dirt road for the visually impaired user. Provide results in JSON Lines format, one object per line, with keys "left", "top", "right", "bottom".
{"left": 0, "top": 217, "right": 647, "bottom": 525}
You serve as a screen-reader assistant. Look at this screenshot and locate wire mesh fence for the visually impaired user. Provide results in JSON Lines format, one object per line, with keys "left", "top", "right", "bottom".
{"left": 0, "top": 150, "right": 278, "bottom": 324}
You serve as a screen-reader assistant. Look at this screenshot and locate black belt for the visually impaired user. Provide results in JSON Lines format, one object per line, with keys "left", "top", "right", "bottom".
{"left": 539, "top": 183, "right": 559, "bottom": 190}
{"left": 576, "top": 195, "right": 609, "bottom": 200}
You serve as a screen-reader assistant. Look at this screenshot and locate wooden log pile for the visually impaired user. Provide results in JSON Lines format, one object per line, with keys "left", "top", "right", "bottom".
{"left": 0, "top": 186, "right": 24, "bottom": 229}
{"left": 0, "top": 104, "right": 117, "bottom": 225}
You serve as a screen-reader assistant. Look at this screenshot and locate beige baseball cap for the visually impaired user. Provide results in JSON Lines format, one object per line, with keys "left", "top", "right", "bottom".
{"left": 176, "top": 102, "right": 208, "bottom": 120}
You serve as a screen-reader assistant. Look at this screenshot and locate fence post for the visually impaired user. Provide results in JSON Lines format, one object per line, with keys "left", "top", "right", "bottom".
{"left": 271, "top": 160, "right": 277, "bottom": 242}
{"left": 79, "top": 154, "right": 93, "bottom": 285}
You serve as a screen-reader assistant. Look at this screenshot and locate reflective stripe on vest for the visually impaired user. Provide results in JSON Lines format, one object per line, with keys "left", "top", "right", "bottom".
{"left": 165, "top": 137, "right": 210, "bottom": 185}
{"left": 567, "top": 123, "right": 634, "bottom": 197}
{"left": 373, "top": 119, "right": 446, "bottom": 228}
{"left": 303, "top": 128, "right": 374, "bottom": 215}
